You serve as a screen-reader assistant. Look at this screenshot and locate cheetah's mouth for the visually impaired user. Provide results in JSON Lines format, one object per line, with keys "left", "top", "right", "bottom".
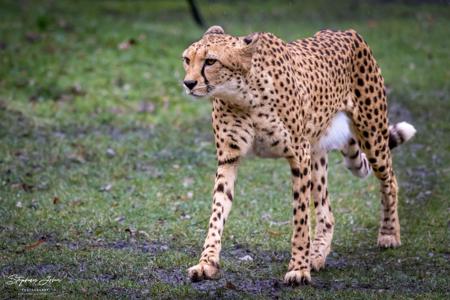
{"left": 190, "top": 92, "right": 205, "bottom": 98}
{"left": 188, "top": 85, "right": 214, "bottom": 98}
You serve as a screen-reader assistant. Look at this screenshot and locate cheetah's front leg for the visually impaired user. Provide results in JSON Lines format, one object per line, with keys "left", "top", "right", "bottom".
{"left": 188, "top": 162, "right": 238, "bottom": 281}
{"left": 284, "top": 149, "right": 312, "bottom": 285}
{"left": 310, "top": 150, "right": 334, "bottom": 271}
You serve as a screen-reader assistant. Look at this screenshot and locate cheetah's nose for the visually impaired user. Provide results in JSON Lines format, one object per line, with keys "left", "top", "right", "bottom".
{"left": 183, "top": 80, "right": 197, "bottom": 90}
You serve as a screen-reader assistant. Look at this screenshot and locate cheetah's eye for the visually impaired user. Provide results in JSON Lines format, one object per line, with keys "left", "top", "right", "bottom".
{"left": 183, "top": 57, "right": 190, "bottom": 65}
{"left": 205, "top": 58, "right": 217, "bottom": 66}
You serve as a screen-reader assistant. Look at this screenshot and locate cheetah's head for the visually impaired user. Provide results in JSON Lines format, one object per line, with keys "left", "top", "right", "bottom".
{"left": 182, "top": 25, "right": 259, "bottom": 100}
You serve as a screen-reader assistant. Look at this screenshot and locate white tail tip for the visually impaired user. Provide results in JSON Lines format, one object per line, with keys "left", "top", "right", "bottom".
{"left": 396, "top": 122, "right": 417, "bottom": 142}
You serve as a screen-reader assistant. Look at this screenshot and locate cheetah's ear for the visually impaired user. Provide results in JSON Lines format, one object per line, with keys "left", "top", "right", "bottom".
{"left": 203, "top": 25, "right": 225, "bottom": 36}
{"left": 238, "top": 33, "right": 259, "bottom": 73}
{"left": 243, "top": 32, "right": 259, "bottom": 46}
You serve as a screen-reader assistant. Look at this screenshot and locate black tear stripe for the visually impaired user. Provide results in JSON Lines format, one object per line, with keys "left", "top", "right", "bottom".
{"left": 201, "top": 63, "right": 209, "bottom": 86}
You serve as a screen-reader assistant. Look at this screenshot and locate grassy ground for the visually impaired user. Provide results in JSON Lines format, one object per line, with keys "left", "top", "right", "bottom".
{"left": 0, "top": 0, "right": 449, "bottom": 298}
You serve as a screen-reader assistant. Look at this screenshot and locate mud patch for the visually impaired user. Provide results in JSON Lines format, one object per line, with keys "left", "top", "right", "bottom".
{"left": 322, "top": 252, "right": 350, "bottom": 270}
{"left": 190, "top": 274, "right": 284, "bottom": 298}
{"left": 221, "top": 243, "right": 255, "bottom": 260}
{"left": 95, "top": 273, "right": 117, "bottom": 282}
{"left": 146, "top": 268, "right": 187, "bottom": 286}
{"left": 49, "top": 238, "right": 171, "bottom": 256}
{"left": 106, "top": 240, "right": 169, "bottom": 255}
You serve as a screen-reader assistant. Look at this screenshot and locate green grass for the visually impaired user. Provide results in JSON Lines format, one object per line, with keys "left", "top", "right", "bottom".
{"left": 0, "top": 0, "right": 449, "bottom": 298}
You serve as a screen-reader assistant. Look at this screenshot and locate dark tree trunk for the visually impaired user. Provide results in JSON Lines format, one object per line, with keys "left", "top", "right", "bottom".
{"left": 187, "top": 0, "right": 206, "bottom": 28}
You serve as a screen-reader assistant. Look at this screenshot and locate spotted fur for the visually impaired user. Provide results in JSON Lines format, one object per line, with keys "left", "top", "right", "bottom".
{"left": 182, "top": 26, "right": 416, "bottom": 285}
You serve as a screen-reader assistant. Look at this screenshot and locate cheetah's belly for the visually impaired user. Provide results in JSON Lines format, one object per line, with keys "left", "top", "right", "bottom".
{"left": 317, "top": 112, "right": 352, "bottom": 151}
{"left": 249, "top": 112, "right": 352, "bottom": 158}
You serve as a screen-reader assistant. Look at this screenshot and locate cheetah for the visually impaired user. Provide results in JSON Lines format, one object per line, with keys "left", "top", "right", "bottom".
{"left": 181, "top": 26, "right": 416, "bottom": 285}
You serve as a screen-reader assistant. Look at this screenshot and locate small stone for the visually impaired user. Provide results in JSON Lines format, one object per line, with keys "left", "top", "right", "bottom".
{"left": 114, "top": 216, "right": 125, "bottom": 223}
{"left": 239, "top": 255, "right": 253, "bottom": 262}
{"left": 181, "top": 214, "right": 191, "bottom": 220}
{"left": 100, "top": 184, "right": 112, "bottom": 192}
{"left": 106, "top": 148, "right": 116, "bottom": 157}
{"left": 182, "top": 177, "right": 194, "bottom": 187}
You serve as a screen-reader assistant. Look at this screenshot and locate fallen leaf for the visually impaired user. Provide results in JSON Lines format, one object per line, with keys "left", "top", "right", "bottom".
{"left": 118, "top": 38, "right": 137, "bottom": 50}
{"left": 70, "top": 199, "right": 83, "bottom": 206}
{"left": 67, "top": 152, "right": 86, "bottom": 164}
{"left": 225, "top": 281, "right": 237, "bottom": 290}
{"left": 24, "top": 236, "right": 47, "bottom": 251}
{"left": 267, "top": 229, "right": 283, "bottom": 237}
{"left": 21, "top": 183, "right": 34, "bottom": 192}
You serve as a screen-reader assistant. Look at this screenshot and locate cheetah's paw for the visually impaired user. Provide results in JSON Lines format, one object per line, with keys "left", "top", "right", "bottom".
{"left": 310, "top": 253, "right": 326, "bottom": 271}
{"left": 377, "top": 234, "right": 401, "bottom": 248}
{"left": 311, "top": 242, "right": 330, "bottom": 271}
{"left": 284, "top": 270, "right": 311, "bottom": 286}
{"left": 187, "top": 261, "right": 220, "bottom": 282}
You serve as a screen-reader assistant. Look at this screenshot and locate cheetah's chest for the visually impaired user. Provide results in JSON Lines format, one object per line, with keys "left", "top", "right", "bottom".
{"left": 249, "top": 117, "right": 291, "bottom": 158}
{"left": 252, "top": 135, "right": 286, "bottom": 158}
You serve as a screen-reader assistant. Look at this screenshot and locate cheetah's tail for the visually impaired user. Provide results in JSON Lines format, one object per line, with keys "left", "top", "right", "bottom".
{"left": 388, "top": 122, "right": 416, "bottom": 149}
{"left": 343, "top": 122, "right": 416, "bottom": 179}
